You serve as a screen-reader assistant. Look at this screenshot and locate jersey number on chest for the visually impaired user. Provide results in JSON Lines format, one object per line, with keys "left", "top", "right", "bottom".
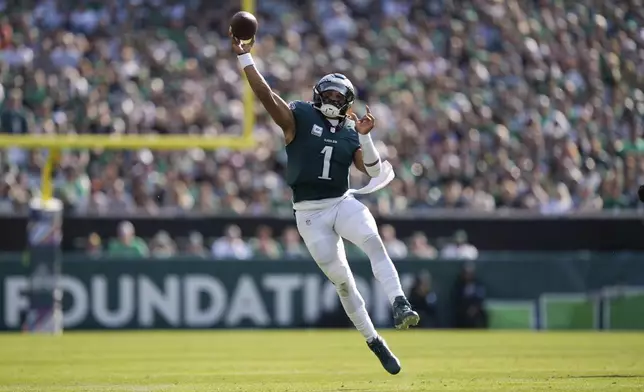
{"left": 318, "top": 146, "right": 334, "bottom": 180}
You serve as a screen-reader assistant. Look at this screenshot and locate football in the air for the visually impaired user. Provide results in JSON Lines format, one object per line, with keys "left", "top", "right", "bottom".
{"left": 230, "top": 11, "right": 258, "bottom": 42}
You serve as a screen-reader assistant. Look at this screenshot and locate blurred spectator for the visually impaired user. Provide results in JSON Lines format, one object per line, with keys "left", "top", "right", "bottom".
{"left": 0, "top": 89, "right": 28, "bottom": 134}
{"left": 495, "top": 179, "right": 524, "bottom": 209}
{"left": 408, "top": 270, "right": 439, "bottom": 328}
{"left": 575, "top": 182, "right": 603, "bottom": 211}
{"left": 321, "top": 2, "right": 357, "bottom": 45}
{"left": 185, "top": 231, "right": 208, "bottom": 258}
{"left": 436, "top": 180, "right": 467, "bottom": 208}
{"left": 150, "top": 230, "right": 177, "bottom": 258}
{"left": 408, "top": 232, "right": 438, "bottom": 259}
{"left": 452, "top": 262, "right": 488, "bottom": 329}
{"left": 464, "top": 179, "right": 496, "bottom": 211}
{"left": 85, "top": 232, "right": 102, "bottom": 258}
{"left": 56, "top": 166, "right": 90, "bottom": 210}
{"left": 380, "top": 224, "right": 408, "bottom": 259}
{"left": 106, "top": 179, "right": 135, "bottom": 214}
{"left": 107, "top": 221, "right": 149, "bottom": 258}
{"left": 440, "top": 231, "right": 479, "bottom": 260}
{"left": 250, "top": 225, "right": 281, "bottom": 259}
{"left": 601, "top": 170, "right": 635, "bottom": 209}
{"left": 540, "top": 183, "right": 574, "bottom": 215}
{"left": 0, "top": 179, "right": 13, "bottom": 212}
{"left": 281, "top": 226, "right": 308, "bottom": 259}
{"left": 211, "top": 224, "right": 252, "bottom": 260}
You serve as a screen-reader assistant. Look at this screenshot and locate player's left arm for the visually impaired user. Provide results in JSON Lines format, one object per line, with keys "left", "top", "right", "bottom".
{"left": 350, "top": 106, "right": 381, "bottom": 178}
{"left": 353, "top": 148, "right": 380, "bottom": 176}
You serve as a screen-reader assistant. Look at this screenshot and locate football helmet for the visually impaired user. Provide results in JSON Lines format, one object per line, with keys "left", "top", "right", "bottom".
{"left": 312, "top": 73, "right": 356, "bottom": 119}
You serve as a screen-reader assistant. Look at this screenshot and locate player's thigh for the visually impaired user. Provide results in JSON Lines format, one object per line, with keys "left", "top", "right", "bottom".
{"left": 333, "top": 197, "right": 379, "bottom": 246}
{"left": 295, "top": 209, "right": 350, "bottom": 284}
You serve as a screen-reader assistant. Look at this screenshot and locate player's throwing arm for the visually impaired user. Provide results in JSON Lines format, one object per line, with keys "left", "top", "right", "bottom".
{"left": 229, "top": 12, "right": 296, "bottom": 145}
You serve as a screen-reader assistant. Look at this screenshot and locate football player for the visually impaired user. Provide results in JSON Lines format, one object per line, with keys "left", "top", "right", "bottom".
{"left": 231, "top": 35, "right": 419, "bottom": 375}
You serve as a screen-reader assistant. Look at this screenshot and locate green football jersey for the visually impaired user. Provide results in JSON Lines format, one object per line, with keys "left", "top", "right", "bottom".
{"left": 286, "top": 101, "right": 361, "bottom": 203}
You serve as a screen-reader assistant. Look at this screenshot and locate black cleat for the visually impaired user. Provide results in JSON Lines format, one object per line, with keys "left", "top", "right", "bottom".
{"left": 367, "top": 336, "right": 401, "bottom": 375}
{"left": 393, "top": 296, "right": 420, "bottom": 329}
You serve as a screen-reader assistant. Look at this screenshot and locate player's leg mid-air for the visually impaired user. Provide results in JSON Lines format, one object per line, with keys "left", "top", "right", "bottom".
{"left": 333, "top": 196, "right": 421, "bottom": 331}
{"left": 229, "top": 21, "right": 419, "bottom": 375}
{"left": 296, "top": 195, "right": 419, "bottom": 375}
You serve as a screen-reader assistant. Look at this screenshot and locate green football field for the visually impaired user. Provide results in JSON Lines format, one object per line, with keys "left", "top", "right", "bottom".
{"left": 0, "top": 330, "right": 642, "bottom": 391}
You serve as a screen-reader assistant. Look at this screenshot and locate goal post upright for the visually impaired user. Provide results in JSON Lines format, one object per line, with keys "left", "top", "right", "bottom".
{"left": 23, "top": 148, "right": 63, "bottom": 334}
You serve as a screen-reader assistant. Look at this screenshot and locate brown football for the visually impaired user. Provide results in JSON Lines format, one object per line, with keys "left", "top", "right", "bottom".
{"left": 230, "top": 11, "right": 258, "bottom": 42}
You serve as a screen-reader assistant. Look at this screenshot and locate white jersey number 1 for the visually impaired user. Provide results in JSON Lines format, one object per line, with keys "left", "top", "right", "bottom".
{"left": 318, "top": 146, "right": 333, "bottom": 180}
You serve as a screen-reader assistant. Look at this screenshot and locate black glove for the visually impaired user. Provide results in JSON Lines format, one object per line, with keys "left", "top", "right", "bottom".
{"left": 638, "top": 185, "right": 644, "bottom": 202}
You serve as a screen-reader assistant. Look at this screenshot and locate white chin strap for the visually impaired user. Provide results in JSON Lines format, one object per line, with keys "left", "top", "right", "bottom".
{"left": 320, "top": 104, "right": 341, "bottom": 119}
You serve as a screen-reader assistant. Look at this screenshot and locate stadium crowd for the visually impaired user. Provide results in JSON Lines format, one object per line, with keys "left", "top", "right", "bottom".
{"left": 0, "top": 0, "right": 643, "bottom": 216}
{"left": 82, "top": 220, "right": 478, "bottom": 260}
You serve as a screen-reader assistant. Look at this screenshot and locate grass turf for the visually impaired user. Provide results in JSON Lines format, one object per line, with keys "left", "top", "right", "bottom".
{"left": 0, "top": 330, "right": 642, "bottom": 391}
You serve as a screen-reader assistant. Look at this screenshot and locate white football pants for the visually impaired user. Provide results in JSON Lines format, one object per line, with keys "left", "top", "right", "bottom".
{"left": 295, "top": 196, "right": 405, "bottom": 338}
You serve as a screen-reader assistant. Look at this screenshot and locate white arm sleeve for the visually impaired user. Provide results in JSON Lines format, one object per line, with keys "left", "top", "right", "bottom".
{"left": 358, "top": 133, "right": 381, "bottom": 177}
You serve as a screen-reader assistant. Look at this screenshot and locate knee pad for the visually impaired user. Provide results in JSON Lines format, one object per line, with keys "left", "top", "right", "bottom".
{"left": 324, "top": 260, "right": 352, "bottom": 286}
{"left": 336, "top": 281, "right": 350, "bottom": 297}
{"left": 336, "top": 279, "right": 359, "bottom": 302}
{"left": 335, "top": 279, "right": 365, "bottom": 313}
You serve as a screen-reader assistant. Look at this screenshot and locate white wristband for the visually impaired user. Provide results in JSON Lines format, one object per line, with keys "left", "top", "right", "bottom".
{"left": 238, "top": 53, "right": 254, "bottom": 69}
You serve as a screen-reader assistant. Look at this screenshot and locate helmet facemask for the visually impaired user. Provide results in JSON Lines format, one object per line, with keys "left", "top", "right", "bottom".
{"left": 319, "top": 90, "right": 348, "bottom": 119}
